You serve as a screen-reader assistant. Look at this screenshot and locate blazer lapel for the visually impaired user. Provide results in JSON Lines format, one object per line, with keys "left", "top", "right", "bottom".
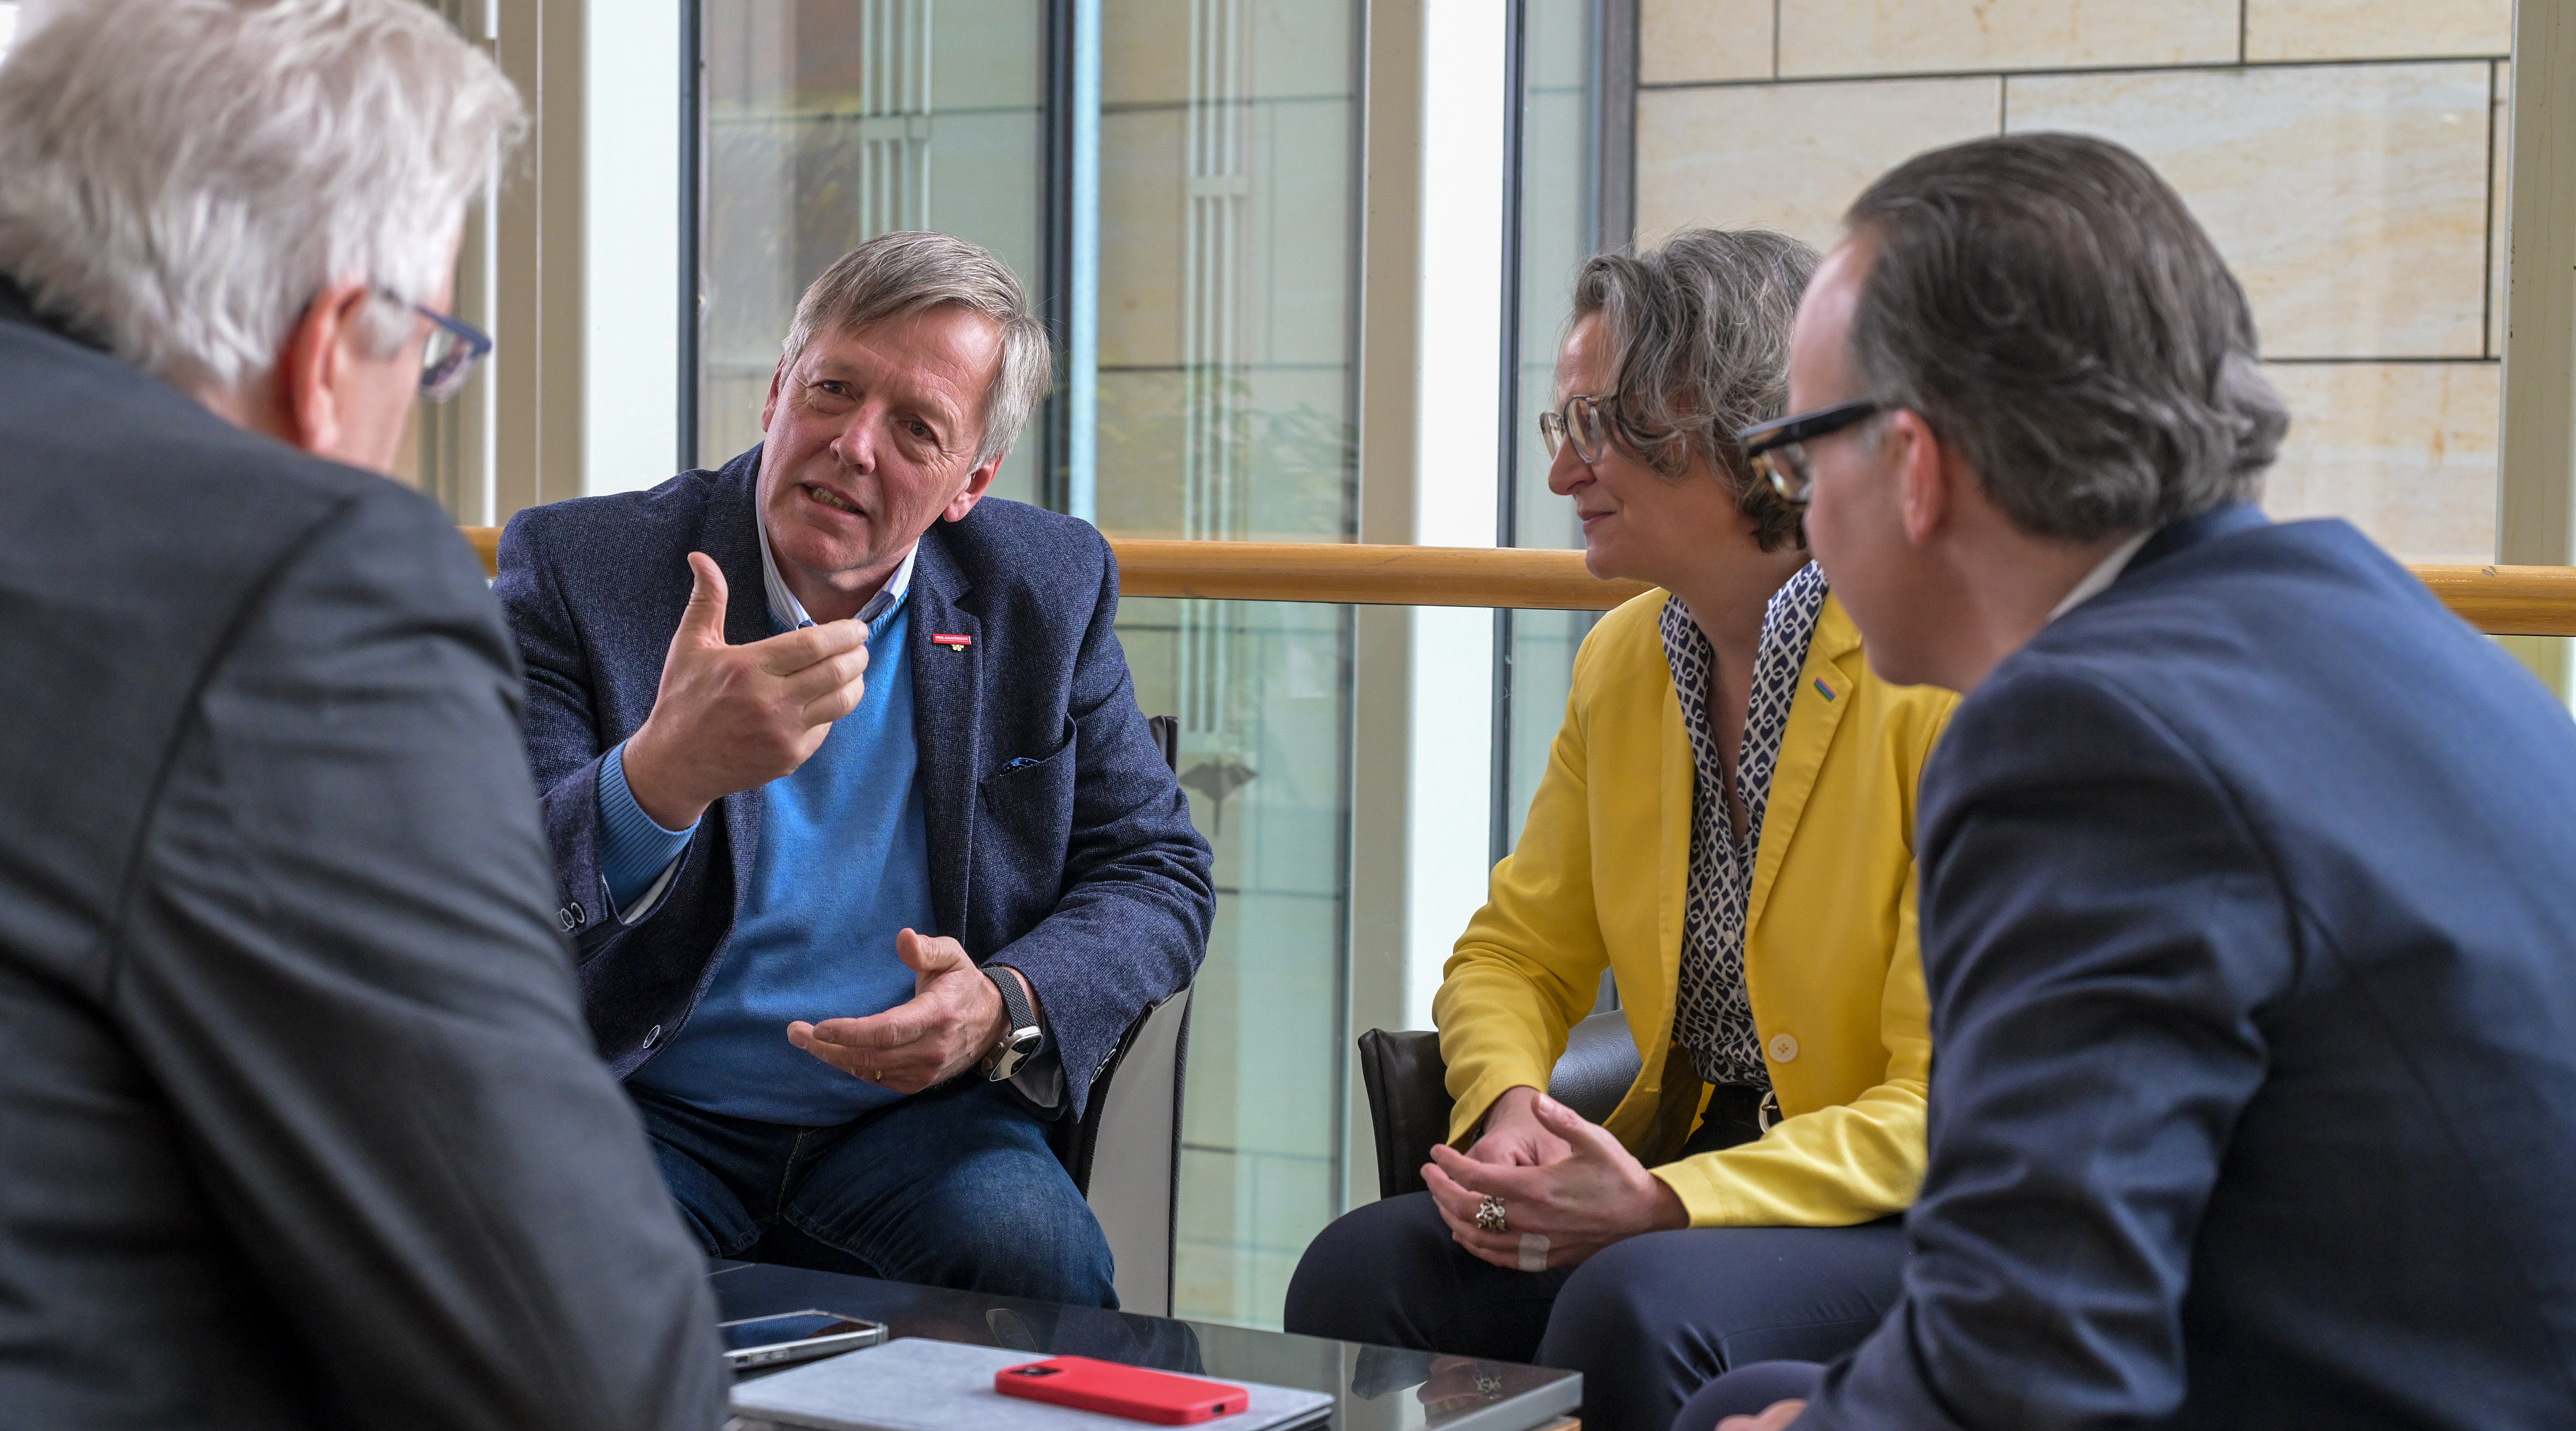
{"left": 695, "top": 453, "right": 771, "bottom": 916}
{"left": 1651, "top": 637, "right": 1692, "bottom": 1055}
{"left": 1746, "top": 595, "right": 1859, "bottom": 936}
{"left": 700, "top": 453, "right": 777, "bottom": 650}
{"left": 908, "top": 527, "right": 981, "bottom": 940}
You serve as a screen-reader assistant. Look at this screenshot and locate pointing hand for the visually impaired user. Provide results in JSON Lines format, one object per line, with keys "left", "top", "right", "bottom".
{"left": 618, "top": 552, "right": 870, "bottom": 829}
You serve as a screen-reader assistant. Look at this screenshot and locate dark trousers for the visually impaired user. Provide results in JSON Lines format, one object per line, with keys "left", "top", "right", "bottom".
{"left": 630, "top": 1078, "right": 1117, "bottom": 1308}
{"left": 1671, "top": 1362, "right": 1825, "bottom": 1431}
{"left": 1283, "top": 1194, "right": 1903, "bottom": 1431}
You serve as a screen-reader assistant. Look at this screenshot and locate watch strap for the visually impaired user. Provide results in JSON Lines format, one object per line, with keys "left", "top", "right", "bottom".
{"left": 981, "top": 965, "right": 1042, "bottom": 1079}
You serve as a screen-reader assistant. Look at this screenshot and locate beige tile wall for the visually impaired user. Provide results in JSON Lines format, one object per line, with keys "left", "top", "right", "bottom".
{"left": 2005, "top": 62, "right": 2492, "bottom": 360}
{"left": 2262, "top": 362, "right": 2499, "bottom": 563}
{"left": 1636, "top": 0, "right": 2514, "bottom": 562}
{"left": 1637, "top": 76, "right": 2001, "bottom": 249}
{"left": 2244, "top": 0, "right": 2511, "bottom": 63}
{"left": 1639, "top": 0, "right": 1772, "bottom": 85}
{"left": 1777, "top": 0, "right": 2238, "bottom": 79}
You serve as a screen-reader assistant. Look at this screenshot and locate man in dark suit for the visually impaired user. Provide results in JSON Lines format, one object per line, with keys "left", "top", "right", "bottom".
{"left": 0, "top": 2, "right": 725, "bottom": 1428}
{"left": 495, "top": 231, "right": 1214, "bottom": 1306}
{"left": 1687, "top": 133, "right": 2576, "bottom": 1429}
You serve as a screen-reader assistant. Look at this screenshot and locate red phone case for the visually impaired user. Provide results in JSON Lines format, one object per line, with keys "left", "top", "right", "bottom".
{"left": 993, "top": 1355, "right": 1249, "bottom": 1425}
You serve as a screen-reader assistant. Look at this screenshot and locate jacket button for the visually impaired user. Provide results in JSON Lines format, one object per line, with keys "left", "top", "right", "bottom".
{"left": 558, "top": 902, "right": 585, "bottom": 932}
{"left": 641, "top": 1024, "right": 663, "bottom": 1051}
{"left": 1767, "top": 1033, "right": 1799, "bottom": 1064}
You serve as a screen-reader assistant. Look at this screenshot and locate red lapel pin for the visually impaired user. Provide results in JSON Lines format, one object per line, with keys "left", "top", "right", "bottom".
{"left": 931, "top": 633, "right": 972, "bottom": 652}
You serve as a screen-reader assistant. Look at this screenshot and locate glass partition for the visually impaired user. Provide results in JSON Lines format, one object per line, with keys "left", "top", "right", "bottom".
{"left": 1501, "top": 0, "right": 1610, "bottom": 853}
{"left": 1095, "top": 0, "right": 1363, "bottom": 1328}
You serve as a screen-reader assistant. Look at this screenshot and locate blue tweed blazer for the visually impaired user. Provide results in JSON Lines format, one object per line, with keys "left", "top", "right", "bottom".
{"left": 493, "top": 449, "right": 1214, "bottom": 1121}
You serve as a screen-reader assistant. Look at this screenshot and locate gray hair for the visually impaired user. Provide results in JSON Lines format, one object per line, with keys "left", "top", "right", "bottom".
{"left": 783, "top": 231, "right": 1052, "bottom": 470}
{"left": 0, "top": 0, "right": 524, "bottom": 395}
{"left": 1843, "top": 132, "right": 2289, "bottom": 541}
{"left": 1570, "top": 228, "right": 1819, "bottom": 552}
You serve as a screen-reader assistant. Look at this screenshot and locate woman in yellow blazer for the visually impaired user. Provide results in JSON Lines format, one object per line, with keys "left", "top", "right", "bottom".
{"left": 1285, "top": 230, "right": 1953, "bottom": 1431}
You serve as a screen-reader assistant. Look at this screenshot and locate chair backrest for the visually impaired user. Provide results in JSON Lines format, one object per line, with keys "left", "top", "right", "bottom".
{"left": 1357, "top": 1009, "right": 1641, "bottom": 1202}
{"left": 1057, "top": 712, "right": 1190, "bottom": 1316}
{"left": 1356, "top": 1028, "right": 1451, "bottom": 1202}
{"left": 1069, "top": 987, "right": 1191, "bottom": 1317}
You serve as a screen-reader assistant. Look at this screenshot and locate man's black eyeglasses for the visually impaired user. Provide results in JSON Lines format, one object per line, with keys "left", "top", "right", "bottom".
{"left": 371, "top": 287, "right": 492, "bottom": 402}
{"left": 1736, "top": 400, "right": 1882, "bottom": 505}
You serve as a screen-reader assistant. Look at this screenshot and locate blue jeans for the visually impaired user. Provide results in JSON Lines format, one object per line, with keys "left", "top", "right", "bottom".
{"left": 630, "top": 1077, "right": 1117, "bottom": 1308}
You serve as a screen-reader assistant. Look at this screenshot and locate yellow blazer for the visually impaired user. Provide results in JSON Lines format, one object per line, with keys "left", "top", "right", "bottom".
{"left": 1435, "top": 589, "right": 1955, "bottom": 1227}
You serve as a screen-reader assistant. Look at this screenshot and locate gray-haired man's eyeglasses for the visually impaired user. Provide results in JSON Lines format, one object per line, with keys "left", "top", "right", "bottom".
{"left": 372, "top": 288, "right": 493, "bottom": 402}
{"left": 1537, "top": 391, "right": 1621, "bottom": 465}
{"left": 1738, "top": 399, "right": 1882, "bottom": 506}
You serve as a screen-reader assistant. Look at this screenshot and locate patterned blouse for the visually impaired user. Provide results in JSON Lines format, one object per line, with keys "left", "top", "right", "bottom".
{"left": 1659, "top": 561, "right": 1831, "bottom": 1089}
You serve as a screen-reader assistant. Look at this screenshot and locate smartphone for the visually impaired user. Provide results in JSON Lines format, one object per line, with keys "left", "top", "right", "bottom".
{"left": 717, "top": 1309, "right": 888, "bottom": 1370}
{"left": 995, "top": 1355, "right": 1249, "bottom": 1425}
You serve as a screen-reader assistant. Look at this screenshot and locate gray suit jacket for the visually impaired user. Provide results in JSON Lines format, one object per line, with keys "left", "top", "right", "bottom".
{"left": 0, "top": 279, "right": 727, "bottom": 1429}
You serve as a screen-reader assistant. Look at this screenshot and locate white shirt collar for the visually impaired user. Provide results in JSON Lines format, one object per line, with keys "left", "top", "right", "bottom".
{"left": 2047, "top": 528, "right": 2155, "bottom": 623}
{"left": 755, "top": 514, "right": 917, "bottom": 632}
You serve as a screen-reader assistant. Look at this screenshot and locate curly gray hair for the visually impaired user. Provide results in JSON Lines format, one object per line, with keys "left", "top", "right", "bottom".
{"left": 1569, "top": 228, "right": 1819, "bottom": 552}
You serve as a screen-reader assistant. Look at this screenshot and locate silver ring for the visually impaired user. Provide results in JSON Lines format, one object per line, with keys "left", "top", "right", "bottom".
{"left": 1474, "top": 1195, "right": 1509, "bottom": 1233}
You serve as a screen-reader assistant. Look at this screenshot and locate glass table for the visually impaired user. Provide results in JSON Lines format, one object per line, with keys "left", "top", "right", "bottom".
{"left": 712, "top": 1262, "right": 1581, "bottom": 1431}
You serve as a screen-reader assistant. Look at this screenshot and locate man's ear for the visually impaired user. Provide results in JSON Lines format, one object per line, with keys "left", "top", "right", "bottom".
{"left": 272, "top": 281, "right": 375, "bottom": 456}
{"left": 759, "top": 358, "right": 787, "bottom": 434}
{"left": 943, "top": 447, "right": 1005, "bottom": 522}
{"left": 1888, "top": 409, "right": 1951, "bottom": 548}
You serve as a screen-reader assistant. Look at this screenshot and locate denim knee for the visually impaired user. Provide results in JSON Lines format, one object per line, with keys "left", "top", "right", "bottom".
{"left": 793, "top": 1150, "right": 1117, "bottom": 1308}
{"left": 936, "top": 1172, "right": 1117, "bottom": 1307}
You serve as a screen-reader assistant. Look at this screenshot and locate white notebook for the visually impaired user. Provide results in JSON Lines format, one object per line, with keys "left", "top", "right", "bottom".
{"left": 730, "top": 1337, "right": 1335, "bottom": 1431}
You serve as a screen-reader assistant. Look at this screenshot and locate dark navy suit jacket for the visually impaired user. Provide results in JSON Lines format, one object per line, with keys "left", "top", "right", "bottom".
{"left": 494, "top": 450, "right": 1215, "bottom": 1121}
{"left": 1811, "top": 507, "right": 2576, "bottom": 1429}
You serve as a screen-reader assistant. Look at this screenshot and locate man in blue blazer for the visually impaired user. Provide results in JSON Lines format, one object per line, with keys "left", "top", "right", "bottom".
{"left": 1687, "top": 134, "right": 2576, "bottom": 1428}
{"left": 495, "top": 232, "right": 1214, "bottom": 1306}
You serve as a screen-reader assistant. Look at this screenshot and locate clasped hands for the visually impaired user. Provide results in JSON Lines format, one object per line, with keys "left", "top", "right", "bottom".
{"left": 1421, "top": 1085, "right": 1688, "bottom": 1272}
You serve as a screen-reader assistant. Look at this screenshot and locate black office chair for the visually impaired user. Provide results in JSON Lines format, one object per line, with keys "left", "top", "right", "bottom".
{"left": 1355, "top": 1009, "right": 1641, "bottom": 1201}
{"left": 1053, "top": 714, "right": 1194, "bottom": 1316}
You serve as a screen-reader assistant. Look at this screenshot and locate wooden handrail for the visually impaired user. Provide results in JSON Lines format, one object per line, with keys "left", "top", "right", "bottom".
{"left": 457, "top": 527, "right": 2576, "bottom": 637}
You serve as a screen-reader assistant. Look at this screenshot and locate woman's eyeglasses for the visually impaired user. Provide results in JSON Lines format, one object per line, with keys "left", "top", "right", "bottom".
{"left": 1736, "top": 400, "right": 1882, "bottom": 505}
{"left": 1537, "top": 391, "right": 1621, "bottom": 465}
{"left": 373, "top": 288, "right": 493, "bottom": 402}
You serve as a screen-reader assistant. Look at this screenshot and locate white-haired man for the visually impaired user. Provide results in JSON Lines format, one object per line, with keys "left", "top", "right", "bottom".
{"left": 0, "top": 3, "right": 725, "bottom": 1427}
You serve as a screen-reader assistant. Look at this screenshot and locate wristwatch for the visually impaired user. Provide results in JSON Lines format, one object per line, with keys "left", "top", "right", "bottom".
{"left": 981, "top": 965, "right": 1044, "bottom": 1081}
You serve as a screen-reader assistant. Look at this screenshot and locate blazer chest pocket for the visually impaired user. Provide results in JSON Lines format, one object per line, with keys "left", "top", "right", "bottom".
{"left": 979, "top": 729, "right": 1077, "bottom": 855}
